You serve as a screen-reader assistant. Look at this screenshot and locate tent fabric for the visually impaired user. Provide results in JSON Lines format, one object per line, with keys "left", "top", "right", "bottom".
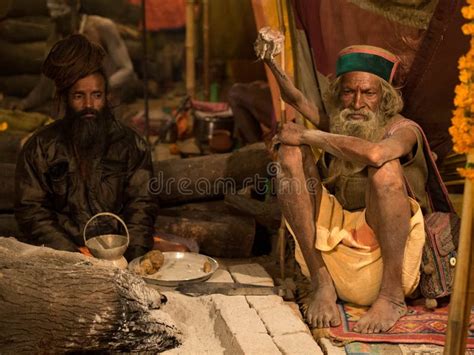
{"left": 288, "top": 0, "right": 470, "bottom": 161}
{"left": 128, "top": 0, "right": 185, "bottom": 31}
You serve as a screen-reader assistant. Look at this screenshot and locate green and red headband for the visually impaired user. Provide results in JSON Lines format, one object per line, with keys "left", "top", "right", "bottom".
{"left": 336, "top": 45, "right": 399, "bottom": 83}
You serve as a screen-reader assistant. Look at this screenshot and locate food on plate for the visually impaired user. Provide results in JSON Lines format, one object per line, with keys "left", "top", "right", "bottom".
{"left": 203, "top": 260, "right": 212, "bottom": 273}
{"left": 137, "top": 250, "right": 165, "bottom": 275}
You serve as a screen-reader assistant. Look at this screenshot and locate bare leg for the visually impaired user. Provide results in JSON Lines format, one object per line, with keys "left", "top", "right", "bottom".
{"left": 353, "top": 160, "right": 410, "bottom": 333}
{"left": 277, "top": 144, "right": 340, "bottom": 328}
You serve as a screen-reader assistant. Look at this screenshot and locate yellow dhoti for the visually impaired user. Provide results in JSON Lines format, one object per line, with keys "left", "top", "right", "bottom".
{"left": 286, "top": 186, "right": 425, "bottom": 306}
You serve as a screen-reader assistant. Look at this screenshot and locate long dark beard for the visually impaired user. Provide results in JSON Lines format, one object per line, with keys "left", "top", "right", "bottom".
{"left": 63, "top": 106, "right": 113, "bottom": 170}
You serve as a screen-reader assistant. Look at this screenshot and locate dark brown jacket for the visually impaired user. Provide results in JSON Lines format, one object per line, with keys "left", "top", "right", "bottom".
{"left": 14, "top": 118, "right": 158, "bottom": 261}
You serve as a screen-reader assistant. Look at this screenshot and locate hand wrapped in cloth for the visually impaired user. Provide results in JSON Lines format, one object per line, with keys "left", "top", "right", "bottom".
{"left": 254, "top": 27, "right": 285, "bottom": 61}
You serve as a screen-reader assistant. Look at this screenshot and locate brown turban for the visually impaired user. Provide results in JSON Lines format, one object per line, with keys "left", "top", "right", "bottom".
{"left": 41, "top": 34, "right": 106, "bottom": 94}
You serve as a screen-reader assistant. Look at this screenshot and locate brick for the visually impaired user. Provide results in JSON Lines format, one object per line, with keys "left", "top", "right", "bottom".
{"left": 246, "top": 295, "right": 283, "bottom": 311}
{"left": 228, "top": 263, "right": 274, "bottom": 286}
{"left": 212, "top": 295, "right": 268, "bottom": 335}
{"left": 258, "top": 305, "right": 310, "bottom": 336}
{"left": 233, "top": 332, "right": 282, "bottom": 355}
{"left": 273, "top": 333, "right": 322, "bottom": 355}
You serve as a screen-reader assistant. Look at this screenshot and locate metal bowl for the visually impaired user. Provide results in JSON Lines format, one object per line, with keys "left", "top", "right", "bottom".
{"left": 193, "top": 114, "right": 234, "bottom": 144}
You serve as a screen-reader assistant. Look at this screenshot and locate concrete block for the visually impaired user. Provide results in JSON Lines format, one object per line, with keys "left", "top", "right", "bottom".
{"left": 233, "top": 332, "right": 282, "bottom": 355}
{"left": 285, "top": 301, "right": 305, "bottom": 321}
{"left": 207, "top": 268, "right": 234, "bottom": 283}
{"left": 246, "top": 295, "right": 283, "bottom": 311}
{"left": 273, "top": 333, "right": 322, "bottom": 355}
{"left": 228, "top": 263, "right": 274, "bottom": 286}
{"left": 258, "top": 305, "right": 310, "bottom": 336}
{"left": 211, "top": 295, "right": 268, "bottom": 335}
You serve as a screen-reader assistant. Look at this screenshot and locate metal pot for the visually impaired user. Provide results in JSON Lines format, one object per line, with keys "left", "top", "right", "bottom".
{"left": 193, "top": 114, "right": 234, "bottom": 144}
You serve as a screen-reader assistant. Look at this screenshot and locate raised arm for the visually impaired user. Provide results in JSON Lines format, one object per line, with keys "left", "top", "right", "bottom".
{"left": 254, "top": 27, "right": 329, "bottom": 130}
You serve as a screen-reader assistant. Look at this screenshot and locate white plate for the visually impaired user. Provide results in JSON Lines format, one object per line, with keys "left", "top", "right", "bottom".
{"left": 128, "top": 251, "right": 219, "bottom": 286}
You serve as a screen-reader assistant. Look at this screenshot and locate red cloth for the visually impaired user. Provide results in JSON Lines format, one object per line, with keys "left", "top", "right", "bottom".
{"left": 129, "top": 0, "right": 186, "bottom": 31}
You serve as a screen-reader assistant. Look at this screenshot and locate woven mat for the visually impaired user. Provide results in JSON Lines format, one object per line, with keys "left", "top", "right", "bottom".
{"left": 324, "top": 302, "right": 474, "bottom": 348}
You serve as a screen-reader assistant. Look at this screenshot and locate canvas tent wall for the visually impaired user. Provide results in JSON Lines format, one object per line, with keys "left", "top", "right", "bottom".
{"left": 252, "top": 0, "right": 470, "bottom": 165}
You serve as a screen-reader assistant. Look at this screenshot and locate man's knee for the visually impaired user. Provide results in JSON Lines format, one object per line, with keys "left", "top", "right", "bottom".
{"left": 278, "top": 145, "right": 304, "bottom": 172}
{"left": 368, "top": 160, "right": 405, "bottom": 196}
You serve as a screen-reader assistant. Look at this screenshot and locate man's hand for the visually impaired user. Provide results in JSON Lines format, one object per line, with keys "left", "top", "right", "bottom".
{"left": 276, "top": 122, "right": 306, "bottom": 146}
{"left": 254, "top": 27, "right": 285, "bottom": 61}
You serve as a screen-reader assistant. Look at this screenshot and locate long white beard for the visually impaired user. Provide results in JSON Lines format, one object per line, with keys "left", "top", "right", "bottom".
{"left": 329, "top": 107, "right": 385, "bottom": 142}
{"left": 326, "top": 108, "right": 387, "bottom": 183}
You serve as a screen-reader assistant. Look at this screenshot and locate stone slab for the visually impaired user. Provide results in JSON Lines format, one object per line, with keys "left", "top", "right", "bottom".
{"left": 246, "top": 295, "right": 283, "bottom": 311}
{"left": 212, "top": 295, "right": 268, "bottom": 335}
{"left": 233, "top": 332, "right": 282, "bottom": 355}
{"left": 228, "top": 263, "right": 274, "bottom": 286}
{"left": 258, "top": 305, "right": 310, "bottom": 337}
{"left": 273, "top": 333, "right": 322, "bottom": 355}
{"left": 207, "top": 268, "right": 234, "bottom": 283}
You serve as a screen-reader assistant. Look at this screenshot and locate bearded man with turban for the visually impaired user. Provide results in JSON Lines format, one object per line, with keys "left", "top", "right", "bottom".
{"left": 14, "top": 34, "right": 158, "bottom": 262}
{"left": 258, "top": 42, "right": 453, "bottom": 333}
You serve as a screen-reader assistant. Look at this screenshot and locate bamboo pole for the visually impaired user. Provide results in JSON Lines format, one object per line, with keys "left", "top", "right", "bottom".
{"left": 276, "top": 0, "right": 287, "bottom": 280}
{"left": 444, "top": 150, "right": 474, "bottom": 354}
{"left": 141, "top": 0, "right": 150, "bottom": 143}
{"left": 185, "top": 0, "right": 196, "bottom": 97}
{"left": 202, "top": 0, "right": 210, "bottom": 100}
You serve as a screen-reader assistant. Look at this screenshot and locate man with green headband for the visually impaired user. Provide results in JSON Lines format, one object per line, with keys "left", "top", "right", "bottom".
{"left": 258, "top": 42, "right": 435, "bottom": 334}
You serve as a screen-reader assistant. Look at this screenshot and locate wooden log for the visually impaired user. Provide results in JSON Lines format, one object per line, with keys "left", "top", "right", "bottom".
{"left": 154, "top": 142, "right": 272, "bottom": 206}
{"left": 224, "top": 192, "right": 281, "bottom": 231}
{"left": 0, "top": 40, "right": 46, "bottom": 75}
{"left": 0, "top": 0, "right": 48, "bottom": 18}
{"left": 0, "top": 201, "right": 256, "bottom": 258}
{"left": 0, "top": 214, "right": 17, "bottom": 236}
{"left": 0, "top": 237, "right": 181, "bottom": 352}
{"left": 0, "top": 16, "right": 51, "bottom": 42}
{"left": 0, "top": 163, "right": 14, "bottom": 211}
{"left": 157, "top": 201, "right": 256, "bottom": 258}
{"left": 0, "top": 143, "right": 272, "bottom": 212}
{"left": 0, "top": 74, "right": 40, "bottom": 96}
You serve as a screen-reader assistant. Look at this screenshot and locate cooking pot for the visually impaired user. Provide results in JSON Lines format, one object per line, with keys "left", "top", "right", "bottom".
{"left": 193, "top": 114, "right": 234, "bottom": 144}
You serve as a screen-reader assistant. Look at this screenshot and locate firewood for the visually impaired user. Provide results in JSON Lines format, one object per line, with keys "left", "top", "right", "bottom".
{"left": 0, "top": 237, "right": 182, "bottom": 352}
{"left": 0, "top": 40, "right": 46, "bottom": 75}
{"left": 154, "top": 142, "right": 272, "bottom": 206}
{"left": 0, "top": 74, "right": 40, "bottom": 96}
{"left": 0, "top": 164, "right": 14, "bottom": 211}
{"left": 0, "top": 0, "right": 48, "bottom": 18}
{"left": 224, "top": 193, "right": 281, "bottom": 231}
{"left": 0, "top": 16, "right": 51, "bottom": 42}
{"left": 156, "top": 203, "right": 256, "bottom": 258}
{"left": 0, "top": 143, "right": 272, "bottom": 212}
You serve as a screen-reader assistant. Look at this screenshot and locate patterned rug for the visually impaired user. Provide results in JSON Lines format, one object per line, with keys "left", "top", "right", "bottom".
{"left": 326, "top": 302, "right": 474, "bottom": 347}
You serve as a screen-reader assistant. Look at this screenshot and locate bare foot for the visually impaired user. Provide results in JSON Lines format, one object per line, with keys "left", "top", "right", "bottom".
{"left": 353, "top": 297, "right": 407, "bottom": 333}
{"left": 306, "top": 286, "right": 341, "bottom": 328}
